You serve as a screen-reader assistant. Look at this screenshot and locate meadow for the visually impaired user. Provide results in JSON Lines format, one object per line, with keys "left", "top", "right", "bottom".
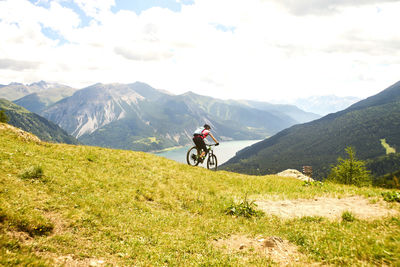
{"left": 1, "top": 123, "right": 399, "bottom": 266}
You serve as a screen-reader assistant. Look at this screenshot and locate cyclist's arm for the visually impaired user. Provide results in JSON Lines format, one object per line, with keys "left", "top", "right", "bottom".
{"left": 209, "top": 133, "right": 219, "bottom": 144}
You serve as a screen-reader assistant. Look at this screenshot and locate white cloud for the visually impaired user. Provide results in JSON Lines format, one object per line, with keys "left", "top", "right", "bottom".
{"left": 270, "top": 0, "right": 400, "bottom": 16}
{"left": 72, "top": 0, "right": 115, "bottom": 20}
{"left": 0, "top": 0, "right": 399, "bottom": 101}
{"left": 0, "top": 59, "right": 40, "bottom": 70}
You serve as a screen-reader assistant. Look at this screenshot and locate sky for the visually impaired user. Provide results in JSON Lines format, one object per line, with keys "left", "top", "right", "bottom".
{"left": 0, "top": 0, "right": 399, "bottom": 102}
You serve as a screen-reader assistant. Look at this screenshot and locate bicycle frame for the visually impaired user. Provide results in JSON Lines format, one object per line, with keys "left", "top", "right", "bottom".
{"left": 186, "top": 143, "right": 218, "bottom": 170}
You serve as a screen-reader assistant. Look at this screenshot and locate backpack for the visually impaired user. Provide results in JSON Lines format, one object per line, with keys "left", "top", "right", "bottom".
{"left": 193, "top": 127, "right": 205, "bottom": 135}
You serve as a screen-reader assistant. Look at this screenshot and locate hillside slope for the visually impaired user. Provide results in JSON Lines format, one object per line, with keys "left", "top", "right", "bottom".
{"left": 0, "top": 99, "right": 79, "bottom": 144}
{"left": 1, "top": 124, "right": 399, "bottom": 266}
{"left": 221, "top": 81, "right": 400, "bottom": 178}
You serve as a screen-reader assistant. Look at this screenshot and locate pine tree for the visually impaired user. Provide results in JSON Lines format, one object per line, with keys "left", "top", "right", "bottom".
{"left": 328, "top": 147, "right": 371, "bottom": 187}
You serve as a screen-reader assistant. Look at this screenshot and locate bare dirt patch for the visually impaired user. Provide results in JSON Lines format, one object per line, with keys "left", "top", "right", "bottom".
{"left": 52, "top": 255, "right": 107, "bottom": 267}
{"left": 255, "top": 196, "right": 399, "bottom": 220}
{"left": 213, "top": 235, "right": 313, "bottom": 266}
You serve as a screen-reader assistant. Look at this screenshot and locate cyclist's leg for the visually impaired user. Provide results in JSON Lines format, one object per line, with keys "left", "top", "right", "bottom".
{"left": 194, "top": 136, "right": 207, "bottom": 158}
{"left": 193, "top": 136, "right": 204, "bottom": 156}
{"left": 199, "top": 140, "right": 208, "bottom": 158}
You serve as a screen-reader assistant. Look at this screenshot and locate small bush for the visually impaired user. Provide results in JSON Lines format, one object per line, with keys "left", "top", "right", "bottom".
{"left": 341, "top": 211, "right": 356, "bottom": 222}
{"left": 20, "top": 166, "right": 44, "bottom": 180}
{"left": 225, "top": 195, "right": 264, "bottom": 218}
{"left": 381, "top": 191, "right": 400, "bottom": 203}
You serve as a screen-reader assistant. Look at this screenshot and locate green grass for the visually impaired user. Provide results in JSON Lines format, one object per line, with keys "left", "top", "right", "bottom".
{"left": 1, "top": 123, "right": 399, "bottom": 266}
{"left": 381, "top": 138, "right": 396, "bottom": 154}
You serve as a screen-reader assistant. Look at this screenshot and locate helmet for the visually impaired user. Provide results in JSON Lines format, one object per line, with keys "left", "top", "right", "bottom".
{"left": 203, "top": 124, "right": 211, "bottom": 129}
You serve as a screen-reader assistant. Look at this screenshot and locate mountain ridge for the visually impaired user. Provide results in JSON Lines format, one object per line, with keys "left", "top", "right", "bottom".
{"left": 221, "top": 80, "right": 400, "bottom": 178}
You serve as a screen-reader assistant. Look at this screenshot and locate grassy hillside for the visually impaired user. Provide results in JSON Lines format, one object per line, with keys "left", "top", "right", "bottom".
{"left": 1, "top": 123, "right": 399, "bottom": 266}
{"left": 0, "top": 99, "right": 79, "bottom": 145}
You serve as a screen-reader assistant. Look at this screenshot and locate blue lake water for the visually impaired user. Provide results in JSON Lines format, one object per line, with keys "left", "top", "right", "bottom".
{"left": 153, "top": 140, "right": 261, "bottom": 165}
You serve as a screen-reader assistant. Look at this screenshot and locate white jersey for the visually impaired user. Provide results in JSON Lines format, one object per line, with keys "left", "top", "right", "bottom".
{"left": 193, "top": 127, "right": 210, "bottom": 139}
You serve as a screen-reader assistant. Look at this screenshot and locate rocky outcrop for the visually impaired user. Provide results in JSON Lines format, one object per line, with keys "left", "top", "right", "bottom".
{"left": 276, "top": 169, "right": 314, "bottom": 182}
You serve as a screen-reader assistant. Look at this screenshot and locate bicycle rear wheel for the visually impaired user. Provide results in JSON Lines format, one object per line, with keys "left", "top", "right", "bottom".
{"left": 207, "top": 154, "right": 218, "bottom": 171}
{"left": 186, "top": 146, "right": 200, "bottom": 166}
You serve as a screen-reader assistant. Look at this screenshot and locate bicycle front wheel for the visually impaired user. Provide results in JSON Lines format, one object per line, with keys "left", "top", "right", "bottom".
{"left": 186, "top": 146, "right": 200, "bottom": 166}
{"left": 207, "top": 154, "right": 218, "bottom": 171}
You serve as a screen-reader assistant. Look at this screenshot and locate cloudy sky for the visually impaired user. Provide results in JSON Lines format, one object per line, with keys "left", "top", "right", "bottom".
{"left": 0, "top": 0, "right": 399, "bottom": 101}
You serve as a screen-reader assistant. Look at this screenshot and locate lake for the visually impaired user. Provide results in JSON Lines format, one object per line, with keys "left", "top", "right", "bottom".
{"left": 153, "top": 140, "right": 261, "bottom": 165}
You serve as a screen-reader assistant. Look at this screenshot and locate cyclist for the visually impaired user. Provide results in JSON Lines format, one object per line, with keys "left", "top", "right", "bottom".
{"left": 192, "top": 124, "right": 219, "bottom": 162}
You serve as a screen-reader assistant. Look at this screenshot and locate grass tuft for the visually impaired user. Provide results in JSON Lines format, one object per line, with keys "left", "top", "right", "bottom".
{"left": 382, "top": 191, "right": 400, "bottom": 203}
{"left": 341, "top": 211, "right": 356, "bottom": 222}
{"left": 225, "top": 195, "right": 264, "bottom": 218}
{"left": 19, "top": 165, "right": 44, "bottom": 180}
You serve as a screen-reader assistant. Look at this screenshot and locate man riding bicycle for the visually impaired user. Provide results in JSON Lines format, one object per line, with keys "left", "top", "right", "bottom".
{"left": 192, "top": 124, "right": 219, "bottom": 162}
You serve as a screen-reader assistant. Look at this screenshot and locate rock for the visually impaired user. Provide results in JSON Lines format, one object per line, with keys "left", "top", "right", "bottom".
{"left": 276, "top": 169, "right": 314, "bottom": 182}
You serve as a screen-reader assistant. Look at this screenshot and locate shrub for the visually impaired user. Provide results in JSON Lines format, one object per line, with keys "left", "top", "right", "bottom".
{"left": 225, "top": 195, "right": 264, "bottom": 218}
{"left": 328, "top": 147, "right": 372, "bottom": 187}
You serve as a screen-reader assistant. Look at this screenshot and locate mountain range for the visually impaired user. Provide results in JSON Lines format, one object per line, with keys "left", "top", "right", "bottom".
{"left": 0, "top": 81, "right": 75, "bottom": 102}
{"left": 221, "top": 80, "right": 400, "bottom": 178}
{"left": 1, "top": 81, "right": 320, "bottom": 152}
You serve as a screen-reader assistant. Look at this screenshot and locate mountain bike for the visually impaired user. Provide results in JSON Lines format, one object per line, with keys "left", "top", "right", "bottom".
{"left": 186, "top": 144, "right": 218, "bottom": 171}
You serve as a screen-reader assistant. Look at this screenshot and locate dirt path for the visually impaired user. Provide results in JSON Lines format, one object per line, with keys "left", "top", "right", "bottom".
{"left": 255, "top": 196, "right": 399, "bottom": 220}
{"left": 213, "top": 235, "right": 314, "bottom": 266}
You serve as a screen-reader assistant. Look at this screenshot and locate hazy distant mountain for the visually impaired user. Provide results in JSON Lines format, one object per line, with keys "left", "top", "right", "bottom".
{"left": 221, "top": 81, "right": 400, "bottom": 178}
{"left": 41, "top": 82, "right": 311, "bottom": 151}
{"left": 232, "top": 100, "right": 320, "bottom": 123}
{"left": 14, "top": 85, "right": 76, "bottom": 114}
{"left": 0, "top": 98, "right": 79, "bottom": 144}
{"left": 290, "top": 95, "right": 361, "bottom": 116}
{"left": 0, "top": 81, "right": 73, "bottom": 101}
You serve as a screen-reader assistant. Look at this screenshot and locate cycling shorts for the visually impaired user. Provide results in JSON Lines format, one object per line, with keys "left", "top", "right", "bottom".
{"left": 193, "top": 135, "right": 208, "bottom": 154}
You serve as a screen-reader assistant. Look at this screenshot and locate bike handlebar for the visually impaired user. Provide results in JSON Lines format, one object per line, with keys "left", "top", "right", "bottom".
{"left": 206, "top": 143, "right": 219, "bottom": 147}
